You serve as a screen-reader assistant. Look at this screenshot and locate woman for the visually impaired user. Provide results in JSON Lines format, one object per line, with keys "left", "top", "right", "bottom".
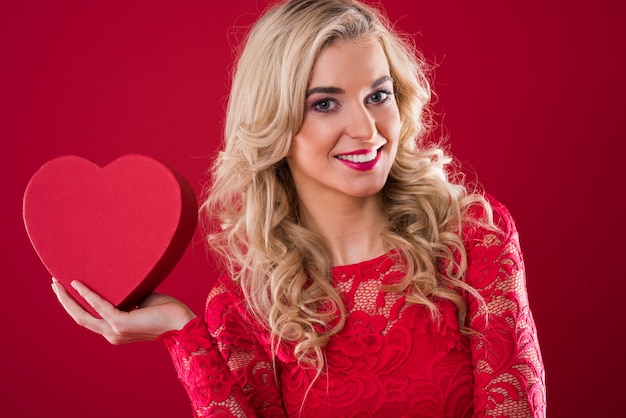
{"left": 53, "top": 0, "right": 546, "bottom": 416}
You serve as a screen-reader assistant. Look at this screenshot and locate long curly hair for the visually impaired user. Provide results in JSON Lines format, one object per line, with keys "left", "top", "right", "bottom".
{"left": 202, "top": 0, "right": 491, "bottom": 373}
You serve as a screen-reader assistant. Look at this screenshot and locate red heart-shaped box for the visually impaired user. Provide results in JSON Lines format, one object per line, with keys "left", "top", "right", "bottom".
{"left": 23, "top": 154, "right": 198, "bottom": 315}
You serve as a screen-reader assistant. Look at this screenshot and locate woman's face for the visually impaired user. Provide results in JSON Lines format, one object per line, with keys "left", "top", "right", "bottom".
{"left": 287, "top": 37, "right": 401, "bottom": 205}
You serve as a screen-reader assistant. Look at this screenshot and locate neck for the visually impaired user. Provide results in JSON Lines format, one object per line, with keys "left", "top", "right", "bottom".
{"left": 298, "top": 194, "right": 388, "bottom": 266}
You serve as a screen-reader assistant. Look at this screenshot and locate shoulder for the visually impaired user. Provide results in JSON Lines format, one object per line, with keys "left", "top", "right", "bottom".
{"left": 207, "top": 273, "right": 245, "bottom": 302}
{"left": 462, "top": 193, "right": 519, "bottom": 251}
{"left": 204, "top": 274, "right": 248, "bottom": 330}
{"left": 205, "top": 274, "right": 276, "bottom": 354}
{"left": 461, "top": 194, "right": 526, "bottom": 290}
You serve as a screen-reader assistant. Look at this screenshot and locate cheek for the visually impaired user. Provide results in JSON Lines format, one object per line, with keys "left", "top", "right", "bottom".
{"left": 380, "top": 112, "right": 402, "bottom": 143}
{"left": 303, "top": 118, "right": 333, "bottom": 139}
{"left": 383, "top": 121, "right": 402, "bottom": 164}
{"left": 379, "top": 101, "right": 401, "bottom": 128}
{"left": 294, "top": 119, "right": 338, "bottom": 152}
{"left": 289, "top": 123, "right": 314, "bottom": 158}
{"left": 290, "top": 132, "right": 320, "bottom": 162}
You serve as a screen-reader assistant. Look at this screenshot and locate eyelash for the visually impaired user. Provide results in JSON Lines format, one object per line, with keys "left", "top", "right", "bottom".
{"left": 311, "top": 89, "right": 394, "bottom": 113}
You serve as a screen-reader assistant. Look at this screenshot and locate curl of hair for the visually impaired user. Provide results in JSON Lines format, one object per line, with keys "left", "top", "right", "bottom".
{"left": 202, "top": 0, "right": 492, "bottom": 378}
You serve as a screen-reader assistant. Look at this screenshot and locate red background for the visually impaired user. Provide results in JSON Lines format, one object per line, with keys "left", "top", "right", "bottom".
{"left": 2, "top": 1, "right": 624, "bottom": 416}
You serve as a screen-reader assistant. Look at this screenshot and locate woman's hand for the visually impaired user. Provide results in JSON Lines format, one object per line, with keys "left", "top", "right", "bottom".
{"left": 51, "top": 278, "right": 197, "bottom": 344}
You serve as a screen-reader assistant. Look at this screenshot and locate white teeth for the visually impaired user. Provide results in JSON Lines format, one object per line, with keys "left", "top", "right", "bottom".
{"left": 337, "top": 149, "right": 378, "bottom": 163}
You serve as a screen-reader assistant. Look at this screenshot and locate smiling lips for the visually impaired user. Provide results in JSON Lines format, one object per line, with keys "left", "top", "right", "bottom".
{"left": 335, "top": 146, "right": 382, "bottom": 171}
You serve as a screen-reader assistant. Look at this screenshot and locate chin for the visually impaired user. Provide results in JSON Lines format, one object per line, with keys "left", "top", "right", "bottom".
{"left": 347, "top": 183, "right": 386, "bottom": 198}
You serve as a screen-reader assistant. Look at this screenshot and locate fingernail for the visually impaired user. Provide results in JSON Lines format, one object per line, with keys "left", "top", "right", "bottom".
{"left": 51, "top": 283, "right": 59, "bottom": 296}
{"left": 52, "top": 277, "right": 59, "bottom": 284}
{"left": 70, "top": 281, "right": 78, "bottom": 290}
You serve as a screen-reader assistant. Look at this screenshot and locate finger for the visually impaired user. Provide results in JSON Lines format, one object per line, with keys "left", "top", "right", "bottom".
{"left": 51, "top": 278, "right": 110, "bottom": 335}
{"left": 69, "top": 281, "right": 166, "bottom": 341}
{"left": 69, "top": 280, "right": 117, "bottom": 321}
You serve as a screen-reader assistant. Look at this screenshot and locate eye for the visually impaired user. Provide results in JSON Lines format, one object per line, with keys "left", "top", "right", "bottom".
{"left": 312, "top": 99, "right": 337, "bottom": 113}
{"left": 367, "top": 90, "right": 392, "bottom": 104}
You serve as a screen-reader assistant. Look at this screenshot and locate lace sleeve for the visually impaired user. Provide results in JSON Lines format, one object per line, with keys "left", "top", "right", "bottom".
{"left": 159, "top": 318, "right": 256, "bottom": 417}
{"left": 465, "top": 201, "right": 546, "bottom": 417}
{"left": 158, "top": 279, "right": 286, "bottom": 417}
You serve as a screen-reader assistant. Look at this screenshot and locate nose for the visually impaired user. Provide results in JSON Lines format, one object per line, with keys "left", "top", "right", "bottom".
{"left": 344, "top": 103, "right": 377, "bottom": 141}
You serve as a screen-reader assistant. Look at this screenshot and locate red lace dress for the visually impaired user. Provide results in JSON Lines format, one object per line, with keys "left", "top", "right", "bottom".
{"left": 159, "top": 200, "right": 546, "bottom": 417}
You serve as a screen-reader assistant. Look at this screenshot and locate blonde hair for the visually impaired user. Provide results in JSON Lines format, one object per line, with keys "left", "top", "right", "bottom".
{"left": 203, "top": 0, "right": 491, "bottom": 374}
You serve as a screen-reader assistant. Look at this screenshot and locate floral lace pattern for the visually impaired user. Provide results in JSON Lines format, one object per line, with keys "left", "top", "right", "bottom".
{"left": 463, "top": 200, "right": 546, "bottom": 417}
{"left": 159, "top": 199, "right": 546, "bottom": 417}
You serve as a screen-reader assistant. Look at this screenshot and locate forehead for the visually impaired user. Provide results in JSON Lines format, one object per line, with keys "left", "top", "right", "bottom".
{"left": 308, "top": 37, "right": 390, "bottom": 88}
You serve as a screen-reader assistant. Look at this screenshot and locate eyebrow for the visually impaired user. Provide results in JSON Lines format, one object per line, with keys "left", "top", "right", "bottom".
{"left": 305, "top": 75, "right": 392, "bottom": 98}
